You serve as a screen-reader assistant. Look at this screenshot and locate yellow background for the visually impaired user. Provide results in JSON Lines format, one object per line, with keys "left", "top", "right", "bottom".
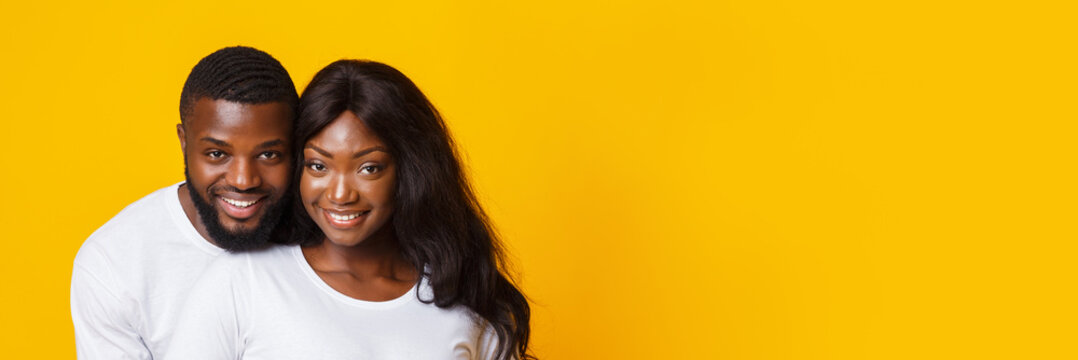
{"left": 1, "top": 0, "right": 1076, "bottom": 358}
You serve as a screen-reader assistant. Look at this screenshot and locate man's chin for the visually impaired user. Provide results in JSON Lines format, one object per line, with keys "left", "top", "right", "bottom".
{"left": 184, "top": 170, "right": 288, "bottom": 252}
{"left": 192, "top": 193, "right": 283, "bottom": 252}
{"left": 218, "top": 220, "right": 262, "bottom": 236}
{"left": 215, "top": 211, "right": 263, "bottom": 227}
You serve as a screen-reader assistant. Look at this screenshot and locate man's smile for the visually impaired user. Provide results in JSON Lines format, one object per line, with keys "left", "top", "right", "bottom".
{"left": 217, "top": 195, "right": 267, "bottom": 220}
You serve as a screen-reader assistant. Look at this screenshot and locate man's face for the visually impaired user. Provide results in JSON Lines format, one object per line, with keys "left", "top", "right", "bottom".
{"left": 178, "top": 98, "right": 292, "bottom": 251}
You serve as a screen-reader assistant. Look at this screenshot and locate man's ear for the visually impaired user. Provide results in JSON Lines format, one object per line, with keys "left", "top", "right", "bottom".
{"left": 177, "top": 123, "right": 187, "bottom": 153}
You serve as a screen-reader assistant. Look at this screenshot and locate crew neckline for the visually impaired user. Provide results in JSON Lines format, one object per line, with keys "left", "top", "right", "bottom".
{"left": 289, "top": 245, "right": 419, "bottom": 309}
{"left": 166, "top": 182, "right": 226, "bottom": 256}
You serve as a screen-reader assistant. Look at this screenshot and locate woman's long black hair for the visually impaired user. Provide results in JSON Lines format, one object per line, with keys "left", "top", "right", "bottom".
{"left": 289, "top": 60, "right": 532, "bottom": 359}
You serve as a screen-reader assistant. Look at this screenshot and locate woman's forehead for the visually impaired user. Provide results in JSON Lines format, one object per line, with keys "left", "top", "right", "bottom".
{"left": 310, "top": 112, "right": 384, "bottom": 146}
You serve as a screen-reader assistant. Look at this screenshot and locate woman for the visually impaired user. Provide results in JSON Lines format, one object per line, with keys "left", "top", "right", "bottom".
{"left": 165, "top": 60, "right": 532, "bottom": 360}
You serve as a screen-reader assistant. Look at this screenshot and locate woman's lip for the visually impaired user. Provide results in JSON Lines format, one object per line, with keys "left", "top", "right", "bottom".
{"left": 322, "top": 208, "right": 364, "bottom": 214}
{"left": 321, "top": 208, "right": 368, "bottom": 229}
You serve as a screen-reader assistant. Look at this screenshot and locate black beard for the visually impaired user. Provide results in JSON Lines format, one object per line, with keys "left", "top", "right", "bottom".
{"left": 184, "top": 167, "right": 287, "bottom": 252}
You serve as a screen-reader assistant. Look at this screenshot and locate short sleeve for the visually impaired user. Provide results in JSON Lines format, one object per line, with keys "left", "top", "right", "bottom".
{"left": 71, "top": 247, "right": 152, "bottom": 360}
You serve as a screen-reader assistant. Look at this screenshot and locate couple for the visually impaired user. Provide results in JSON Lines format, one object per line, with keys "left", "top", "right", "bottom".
{"left": 71, "top": 46, "right": 531, "bottom": 360}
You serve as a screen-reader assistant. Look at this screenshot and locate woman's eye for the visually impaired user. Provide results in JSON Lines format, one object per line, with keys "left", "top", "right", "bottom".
{"left": 306, "top": 163, "right": 326, "bottom": 172}
{"left": 360, "top": 165, "right": 380, "bottom": 174}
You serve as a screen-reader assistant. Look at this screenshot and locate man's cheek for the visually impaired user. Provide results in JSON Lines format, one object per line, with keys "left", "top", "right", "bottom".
{"left": 271, "top": 170, "right": 293, "bottom": 189}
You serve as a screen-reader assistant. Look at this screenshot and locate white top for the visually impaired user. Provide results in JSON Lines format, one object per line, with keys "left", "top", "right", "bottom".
{"left": 163, "top": 244, "right": 502, "bottom": 360}
{"left": 71, "top": 183, "right": 225, "bottom": 359}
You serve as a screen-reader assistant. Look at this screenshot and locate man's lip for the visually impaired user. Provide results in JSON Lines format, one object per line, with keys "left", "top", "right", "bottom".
{"left": 216, "top": 195, "right": 266, "bottom": 220}
{"left": 215, "top": 193, "right": 266, "bottom": 202}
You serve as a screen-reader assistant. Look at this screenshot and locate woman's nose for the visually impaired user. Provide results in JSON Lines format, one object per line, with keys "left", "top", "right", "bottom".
{"left": 325, "top": 174, "right": 359, "bottom": 204}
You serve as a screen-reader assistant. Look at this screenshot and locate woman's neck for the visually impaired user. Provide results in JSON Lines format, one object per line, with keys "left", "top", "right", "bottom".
{"left": 304, "top": 229, "right": 416, "bottom": 283}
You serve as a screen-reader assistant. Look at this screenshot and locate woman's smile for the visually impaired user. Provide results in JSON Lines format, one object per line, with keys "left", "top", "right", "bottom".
{"left": 319, "top": 207, "right": 371, "bottom": 229}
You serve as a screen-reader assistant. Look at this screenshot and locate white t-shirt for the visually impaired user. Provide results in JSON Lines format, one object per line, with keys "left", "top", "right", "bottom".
{"left": 71, "top": 183, "right": 225, "bottom": 359}
{"left": 164, "top": 244, "right": 502, "bottom": 360}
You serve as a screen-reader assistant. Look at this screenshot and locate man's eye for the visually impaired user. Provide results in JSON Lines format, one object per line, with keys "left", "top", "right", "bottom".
{"left": 360, "top": 165, "right": 380, "bottom": 174}
{"left": 260, "top": 151, "right": 280, "bottom": 160}
{"left": 207, "top": 151, "right": 225, "bottom": 159}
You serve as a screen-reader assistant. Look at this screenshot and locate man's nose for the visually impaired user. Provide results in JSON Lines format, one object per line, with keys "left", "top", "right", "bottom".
{"left": 227, "top": 158, "right": 262, "bottom": 191}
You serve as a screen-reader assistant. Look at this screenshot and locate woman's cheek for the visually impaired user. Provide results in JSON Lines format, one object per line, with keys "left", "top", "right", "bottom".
{"left": 299, "top": 174, "right": 323, "bottom": 206}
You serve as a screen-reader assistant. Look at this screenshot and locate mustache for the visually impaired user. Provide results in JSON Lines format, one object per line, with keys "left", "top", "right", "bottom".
{"left": 209, "top": 185, "right": 270, "bottom": 196}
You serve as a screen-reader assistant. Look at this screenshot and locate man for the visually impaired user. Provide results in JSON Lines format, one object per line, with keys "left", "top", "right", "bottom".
{"left": 70, "top": 46, "right": 298, "bottom": 359}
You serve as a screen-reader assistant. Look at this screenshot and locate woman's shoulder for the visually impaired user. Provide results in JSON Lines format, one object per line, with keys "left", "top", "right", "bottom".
{"left": 412, "top": 276, "right": 487, "bottom": 325}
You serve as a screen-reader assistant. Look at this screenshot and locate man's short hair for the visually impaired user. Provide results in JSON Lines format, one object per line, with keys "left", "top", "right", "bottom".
{"left": 179, "top": 46, "right": 298, "bottom": 124}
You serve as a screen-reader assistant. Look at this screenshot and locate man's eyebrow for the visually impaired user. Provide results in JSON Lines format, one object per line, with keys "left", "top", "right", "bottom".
{"left": 199, "top": 138, "right": 284, "bottom": 149}
{"left": 199, "top": 137, "right": 230, "bottom": 147}
{"left": 257, "top": 139, "right": 284, "bottom": 149}
{"left": 304, "top": 144, "right": 388, "bottom": 159}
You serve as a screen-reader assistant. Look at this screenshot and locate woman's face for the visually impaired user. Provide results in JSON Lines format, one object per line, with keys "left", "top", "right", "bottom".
{"left": 300, "top": 111, "right": 396, "bottom": 247}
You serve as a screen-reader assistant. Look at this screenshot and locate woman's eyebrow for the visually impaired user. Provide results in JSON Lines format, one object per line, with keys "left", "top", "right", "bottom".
{"left": 304, "top": 145, "right": 388, "bottom": 159}
{"left": 352, "top": 146, "right": 388, "bottom": 159}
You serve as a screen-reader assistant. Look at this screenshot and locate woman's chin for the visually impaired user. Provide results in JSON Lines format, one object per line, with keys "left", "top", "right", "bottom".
{"left": 323, "top": 235, "right": 365, "bottom": 248}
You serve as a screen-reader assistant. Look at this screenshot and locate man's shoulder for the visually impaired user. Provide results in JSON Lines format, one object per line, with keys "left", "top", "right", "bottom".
{"left": 75, "top": 184, "right": 184, "bottom": 266}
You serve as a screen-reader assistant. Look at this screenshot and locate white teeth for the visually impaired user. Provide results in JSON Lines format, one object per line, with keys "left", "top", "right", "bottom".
{"left": 222, "top": 198, "right": 258, "bottom": 208}
{"left": 329, "top": 212, "right": 361, "bottom": 221}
